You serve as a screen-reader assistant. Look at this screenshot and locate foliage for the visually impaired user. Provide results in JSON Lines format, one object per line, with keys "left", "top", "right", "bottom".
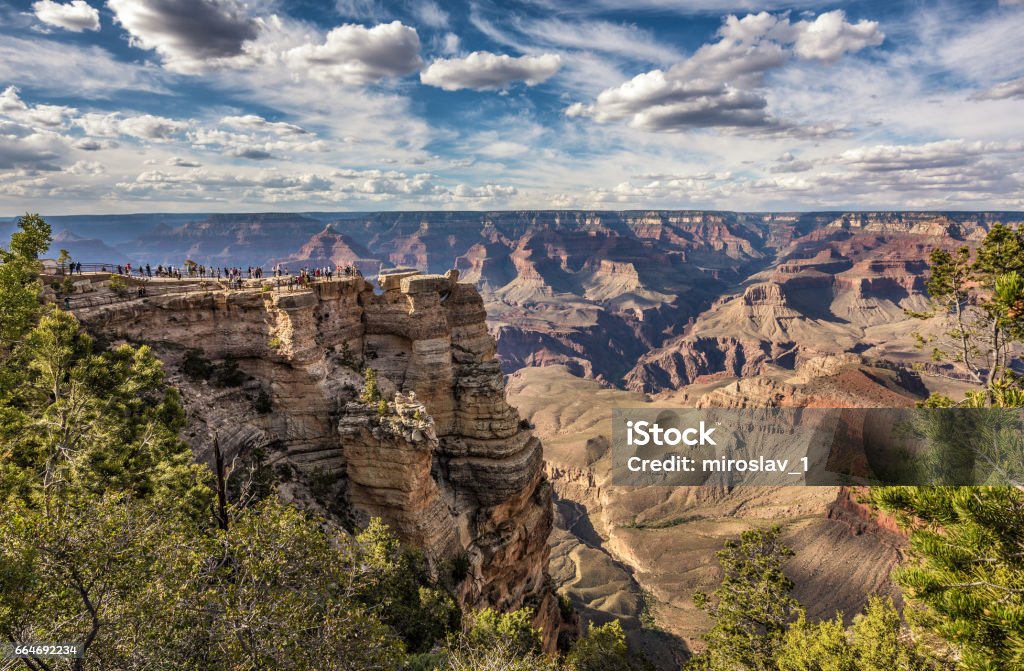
{"left": 211, "top": 356, "right": 245, "bottom": 387}
{"left": 181, "top": 347, "right": 214, "bottom": 380}
{"left": 776, "top": 597, "right": 935, "bottom": 671}
{"left": 355, "top": 518, "right": 461, "bottom": 653}
{"left": 0, "top": 213, "right": 50, "bottom": 353}
{"left": 253, "top": 388, "right": 272, "bottom": 413}
{"left": 108, "top": 273, "right": 128, "bottom": 295}
{"left": 687, "top": 526, "right": 799, "bottom": 671}
{"left": 462, "top": 607, "right": 543, "bottom": 657}
{"left": 362, "top": 366, "right": 382, "bottom": 404}
{"left": 872, "top": 224, "right": 1024, "bottom": 670}
{"left": 564, "top": 620, "right": 642, "bottom": 671}
{"left": 911, "top": 224, "right": 1024, "bottom": 398}
{"left": 0, "top": 308, "right": 210, "bottom": 514}
{"left": 871, "top": 487, "right": 1024, "bottom": 670}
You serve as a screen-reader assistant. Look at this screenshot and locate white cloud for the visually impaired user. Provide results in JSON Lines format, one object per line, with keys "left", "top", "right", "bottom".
{"left": 506, "top": 18, "right": 684, "bottom": 65}
{"left": 0, "top": 35, "right": 167, "bottom": 96}
{"left": 108, "top": 0, "right": 260, "bottom": 73}
{"left": 167, "top": 156, "right": 202, "bottom": 167}
{"left": 440, "top": 32, "right": 460, "bottom": 55}
{"left": 411, "top": 0, "right": 449, "bottom": 29}
{"left": 453, "top": 183, "right": 517, "bottom": 198}
{"left": 283, "top": 21, "right": 422, "bottom": 84}
{"left": 68, "top": 159, "right": 105, "bottom": 175}
{"left": 790, "top": 10, "right": 884, "bottom": 63}
{"left": 75, "top": 112, "right": 189, "bottom": 140}
{"left": 0, "top": 86, "right": 76, "bottom": 127}
{"left": 567, "top": 10, "right": 883, "bottom": 132}
{"left": 972, "top": 76, "right": 1024, "bottom": 101}
{"left": 219, "top": 114, "right": 310, "bottom": 136}
{"left": 836, "top": 139, "right": 1023, "bottom": 172}
{"left": 32, "top": 0, "right": 100, "bottom": 32}
{"left": 421, "top": 51, "right": 562, "bottom": 91}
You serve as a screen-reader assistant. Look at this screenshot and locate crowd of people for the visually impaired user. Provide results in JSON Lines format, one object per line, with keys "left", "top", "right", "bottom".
{"left": 93, "top": 261, "right": 364, "bottom": 289}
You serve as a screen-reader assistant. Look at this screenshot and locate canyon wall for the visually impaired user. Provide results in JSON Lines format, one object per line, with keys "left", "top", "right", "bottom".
{"left": 71, "top": 271, "right": 561, "bottom": 647}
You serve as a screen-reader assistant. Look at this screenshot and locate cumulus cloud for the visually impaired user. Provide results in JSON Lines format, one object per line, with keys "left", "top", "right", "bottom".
{"left": 421, "top": 51, "right": 561, "bottom": 91}
{"left": 453, "top": 183, "right": 517, "bottom": 198}
{"left": 75, "top": 112, "right": 189, "bottom": 140}
{"left": 68, "top": 159, "right": 105, "bottom": 175}
{"left": 0, "top": 116, "right": 65, "bottom": 171}
{"left": 790, "top": 11, "right": 884, "bottom": 63}
{"left": 108, "top": 0, "right": 259, "bottom": 72}
{"left": 32, "top": 0, "right": 100, "bottom": 32}
{"left": 227, "top": 146, "right": 275, "bottom": 160}
{"left": 284, "top": 21, "right": 422, "bottom": 84}
{"left": 567, "top": 10, "right": 883, "bottom": 132}
{"left": 1, "top": 86, "right": 76, "bottom": 127}
{"left": 836, "top": 139, "right": 1023, "bottom": 172}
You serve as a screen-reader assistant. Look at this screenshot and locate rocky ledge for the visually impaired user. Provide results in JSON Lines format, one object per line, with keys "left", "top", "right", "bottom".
{"left": 72, "top": 269, "right": 561, "bottom": 648}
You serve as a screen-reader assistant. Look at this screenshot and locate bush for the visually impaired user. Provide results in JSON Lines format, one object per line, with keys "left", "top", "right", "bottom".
{"left": 565, "top": 621, "right": 638, "bottom": 671}
{"left": 267, "top": 336, "right": 283, "bottom": 350}
{"left": 211, "top": 356, "right": 245, "bottom": 387}
{"left": 253, "top": 389, "right": 272, "bottom": 414}
{"left": 108, "top": 274, "right": 128, "bottom": 296}
{"left": 361, "top": 367, "right": 382, "bottom": 404}
{"left": 181, "top": 348, "right": 214, "bottom": 380}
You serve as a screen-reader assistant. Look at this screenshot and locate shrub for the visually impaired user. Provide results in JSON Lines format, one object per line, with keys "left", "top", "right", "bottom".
{"left": 212, "top": 356, "right": 245, "bottom": 388}
{"left": 108, "top": 274, "right": 128, "bottom": 296}
{"left": 361, "top": 367, "right": 382, "bottom": 404}
{"left": 253, "top": 389, "right": 272, "bottom": 414}
{"left": 181, "top": 348, "right": 214, "bottom": 380}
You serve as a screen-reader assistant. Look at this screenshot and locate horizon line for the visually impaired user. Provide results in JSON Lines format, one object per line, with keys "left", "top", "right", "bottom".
{"left": 5, "top": 208, "right": 1024, "bottom": 220}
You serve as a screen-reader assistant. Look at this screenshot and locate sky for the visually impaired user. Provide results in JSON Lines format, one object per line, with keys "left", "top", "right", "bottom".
{"left": 0, "top": 0, "right": 1023, "bottom": 214}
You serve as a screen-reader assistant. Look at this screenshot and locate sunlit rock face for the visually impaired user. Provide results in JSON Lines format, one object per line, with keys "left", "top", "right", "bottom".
{"left": 72, "top": 270, "right": 561, "bottom": 648}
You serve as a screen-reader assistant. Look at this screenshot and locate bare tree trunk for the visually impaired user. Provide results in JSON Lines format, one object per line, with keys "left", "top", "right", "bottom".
{"left": 214, "top": 436, "right": 229, "bottom": 532}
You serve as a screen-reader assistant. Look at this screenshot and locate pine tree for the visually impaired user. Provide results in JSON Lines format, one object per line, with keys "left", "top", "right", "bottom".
{"left": 872, "top": 487, "right": 1024, "bottom": 670}
{"left": 687, "top": 526, "right": 799, "bottom": 671}
{"left": 911, "top": 224, "right": 1024, "bottom": 400}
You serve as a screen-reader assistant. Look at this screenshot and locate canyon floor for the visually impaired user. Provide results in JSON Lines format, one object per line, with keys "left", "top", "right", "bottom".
{"left": 506, "top": 362, "right": 974, "bottom": 668}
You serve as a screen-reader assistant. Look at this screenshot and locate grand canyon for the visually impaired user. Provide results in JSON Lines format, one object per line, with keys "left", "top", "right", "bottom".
{"left": 11, "top": 209, "right": 1019, "bottom": 668}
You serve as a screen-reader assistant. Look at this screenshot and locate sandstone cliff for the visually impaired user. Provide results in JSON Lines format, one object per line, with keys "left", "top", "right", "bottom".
{"left": 72, "top": 271, "right": 561, "bottom": 647}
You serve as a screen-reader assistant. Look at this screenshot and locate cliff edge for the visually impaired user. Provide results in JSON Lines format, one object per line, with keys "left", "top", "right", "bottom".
{"left": 72, "top": 270, "right": 560, "bottom": 647}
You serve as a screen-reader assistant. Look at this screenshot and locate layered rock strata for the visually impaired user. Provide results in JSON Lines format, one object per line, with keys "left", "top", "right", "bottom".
{"left": 72, "top": 271, "right": 560, "bottom": 647}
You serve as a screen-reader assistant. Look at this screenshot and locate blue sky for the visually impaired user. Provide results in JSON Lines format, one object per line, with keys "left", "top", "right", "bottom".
{"left": 0, "top": 0, "right": 1022, "bottom": 213}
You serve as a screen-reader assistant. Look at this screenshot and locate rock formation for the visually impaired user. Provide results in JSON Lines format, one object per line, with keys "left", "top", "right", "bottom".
{"left": 71, "top": 270, "right": 561, "bottom": 648}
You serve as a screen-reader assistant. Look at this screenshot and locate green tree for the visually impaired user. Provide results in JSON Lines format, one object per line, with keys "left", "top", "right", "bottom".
{"left": 687, "top": 527, "right": 799, "bottom": 671}
{"left": 0, "top": 213, "right": 51, "bottom": 352}
{"left": 426, "top": 608, "right": 555, "bottom": 671}
{"left": 361, "top": 366, "right": 382, "bottom": 404}
{"left": 872, "top": 487, "right": 1024, "bottom": 670}
{"left": 912, "top": 224, "right": 1024, "bottom": 402}
{"left": 776, "top": 597, "right": 934, "bottom": 671}
{"left": 0, "top": 308, "right": 209, "bottom": 513}
{"left": 777, "top": 612, "right": 856, "bottom": 671}
{"left": 193, "top": 500, "right": 406, "bottom": 671}
{"left": 564, "top": 620, "right": 640, "bottom": 671}
{"left": 355, "top": 518, "right": 460, "bottom": 653}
